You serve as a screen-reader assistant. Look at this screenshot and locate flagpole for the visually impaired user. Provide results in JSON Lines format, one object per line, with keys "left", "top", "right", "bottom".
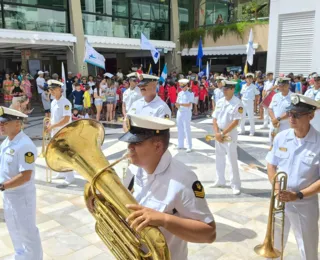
{"left": 158, "top": 56, "right": 161, "bottom": 77}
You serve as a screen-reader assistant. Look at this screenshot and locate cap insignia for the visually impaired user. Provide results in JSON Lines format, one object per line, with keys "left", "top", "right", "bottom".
{"left": 292, "top": 95, "right": 300, "bottom": 105}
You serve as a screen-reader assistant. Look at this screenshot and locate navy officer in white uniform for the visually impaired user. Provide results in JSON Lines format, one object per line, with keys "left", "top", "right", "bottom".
{"left": 176, "top": 79, "right": 194, "bottom": 153}
{"left": 127, "top": 74, "right": 171, "bottom": 119}
{"left": 266, "top": 94, "right": 320, "bottom": 260}
{"left": 0, "top": 107, "right": 43, "bottom": 259}
{"left": 46, "top": 80, "right": 74, "bottom": 185}
{"left": 212, "top": 81, "right": 243, "bottom": 195}
{"left": 120, "top": 114, "right": 216, "bottom": 260}
{"left": 122, "top": 73, "right": 142, "bottom": 118}
{"left": 304, "top": 74, "right": 320, "bottom": 132}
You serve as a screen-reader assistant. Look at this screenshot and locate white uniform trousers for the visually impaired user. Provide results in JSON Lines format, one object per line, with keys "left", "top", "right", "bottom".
{"left": 177, "top": 110, "right": 192, "bottom": 149}
{"left": 263, "top": 107, "right": 269, "bottom": 127}
{"left": 270, "top": 198, "right": 319, "bottom": 260}
{"left": 3, "top": 187, "right": 43, "bottom": 260}
{"left": 51, "top": 129, "right": 74, "bottom": 182}
{"left": 240, "top": 99, "right": 255, "bottom": 134}
{"left": 215, "top": 133, "right": 241, "bottom": 189}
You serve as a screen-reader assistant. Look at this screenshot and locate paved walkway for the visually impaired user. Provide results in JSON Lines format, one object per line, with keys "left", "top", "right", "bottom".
{"left": 0, "top": 108, "right": 319, "bottom": 259}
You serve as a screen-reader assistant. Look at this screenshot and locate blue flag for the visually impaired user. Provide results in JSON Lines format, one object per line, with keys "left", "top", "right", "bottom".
{"left": 196, "top": 37, "right": 204, "bottom": 68}
{"left": 159, "top": 64, "right": 167, "bottom": 83}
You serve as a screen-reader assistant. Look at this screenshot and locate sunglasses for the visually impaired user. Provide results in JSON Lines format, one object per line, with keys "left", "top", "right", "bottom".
{"left": 286, "top": 112, "right": 311, "bottom": 119}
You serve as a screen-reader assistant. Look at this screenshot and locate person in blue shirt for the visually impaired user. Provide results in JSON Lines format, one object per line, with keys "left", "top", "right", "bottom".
{"left": 72, "top": 83, "right": 84, "bottom": 112}
{"left": 294, "top": 75, "right": 302, "bottom": 94}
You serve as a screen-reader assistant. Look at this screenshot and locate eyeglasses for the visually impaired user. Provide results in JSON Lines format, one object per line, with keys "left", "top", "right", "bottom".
{"left": 286, "top": 112, "right": 311, "bottom": 119}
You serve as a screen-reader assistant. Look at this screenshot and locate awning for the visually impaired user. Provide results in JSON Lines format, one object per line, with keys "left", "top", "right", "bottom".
{"left": 182, "top": 44, "right": 259, "bottom": 56}
{"left": 0, "top": 29, "right": 77, "bottom": 46}
{"left": 87, "top": 35, "right": 176, "bottom": 51}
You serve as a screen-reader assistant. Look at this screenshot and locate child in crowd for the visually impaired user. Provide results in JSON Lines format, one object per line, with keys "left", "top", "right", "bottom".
{"left": 83, "top": 84, "right": 91, "bottom": 118}
{"left": 41, "top": 87, "right": 51, "bottom": 118}
{"left": 72, "top": 83, "right": 84, "bottom": 113}
{"left": 199, "top": 84, "right": 206, "bottom": 114}
{"left": 72, "top": 108, "right": 83, "bottom": 121}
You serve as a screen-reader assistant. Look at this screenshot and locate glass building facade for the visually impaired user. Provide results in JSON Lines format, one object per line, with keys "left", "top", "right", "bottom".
{"left": 0, "top": 0, "right": 69, "bottom": 32}
{"left": 178, "top": 0, "right": 194, "bottom": 32}
{"left": 81, "top": 0, "right": 171, "bottom": 40}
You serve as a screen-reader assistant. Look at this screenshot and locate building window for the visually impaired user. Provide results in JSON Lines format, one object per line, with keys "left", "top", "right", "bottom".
{"left": 199, "top": 0, "right": 229, "bottom": 27}
{"left": 81, "top": 0, "right": 170, "bottom": 40}
{"left": 178, "top": 0, "right": 193, "bottom": 32}
{"left": 0, "top": 0, "right": 69, "bottom": 32}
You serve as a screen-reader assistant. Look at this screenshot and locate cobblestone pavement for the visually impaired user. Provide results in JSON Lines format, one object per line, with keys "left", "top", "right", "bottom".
{"left": 0, "top": 110, "right": 319, "bottom": 259}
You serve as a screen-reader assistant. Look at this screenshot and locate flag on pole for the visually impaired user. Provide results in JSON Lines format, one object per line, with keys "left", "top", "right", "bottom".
{"left": 83, "top": 39, "right": 106, "bottom": 69}
{"left": 141, "top": 33, "right": 160, "bottom": 64}
{"left": 246, "top": 28, "right": 255, "bottom": 66}
{"left": 61, "top": 62, "right": 66, "bottom": 97}
{"left": 206, "top": 61, "right": 210, "bottom": 79}
{"left": 159, "top": 64, "right": 167, "bottom": 82}
{"left": 148, "top": 64, "right": 153, "bottom": 75}
{"left": 244, "top": 61, "right": 248, "bottom": 75}
{"left": 196, "top": 37, "right": 204, "bottom": 69}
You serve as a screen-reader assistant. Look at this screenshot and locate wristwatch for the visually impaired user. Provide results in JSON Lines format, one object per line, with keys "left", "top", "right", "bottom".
{"left": 296, "top": 191, "right": 304, "bottom": 200}
{"left": 277, "top": 117, "right": 281, "bottom": 122}
{"left": 0, "top": 183, "right": 5, "bottom": 191}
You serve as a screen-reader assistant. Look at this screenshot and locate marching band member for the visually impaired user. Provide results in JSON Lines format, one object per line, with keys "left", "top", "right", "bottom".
{"left": 212, "top": 76, "right": 225, "bottom": 111}
{"left": 239, "top": 73, "right": 260, "bottom": 136}
{"left": 0, "top": 107, "right": 43, "bottom": 259}
{"left": 212, "top": 81, "right": 243, "bottom": 195}
{"left": 176, "top": 79, "right": 194, "bottom": 153}
{"left": 262, "top": 72, "right": 275, "bottom": 128}
{"left": 268, "top": 77, "right": 292, "bottom": 145}
{"left": 304, "top": 74, "right": 320, "bottom": 131}
{"left": 122, "top": 74, "right": 142, "bottom": 118}
{"left": 46, "top": 80, "right": 74, "bottom": 185}
{"left": 266, "top": 94, "right": 320, "bottom": 260}
{"left": 127, "top": 74, "right": 171, "bottom": 119}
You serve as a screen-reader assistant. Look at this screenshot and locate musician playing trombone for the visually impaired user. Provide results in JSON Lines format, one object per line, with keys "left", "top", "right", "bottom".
{"left": 266, "top": 94, "right": 320, "bottom": 260}
{"left": 211, "top": 80, "right": 243, "bottom": 195}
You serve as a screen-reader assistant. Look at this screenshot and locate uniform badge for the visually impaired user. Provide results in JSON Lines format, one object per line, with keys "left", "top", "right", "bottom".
{"left": 10, "top": 149, "right": 15, "bottom": 155}
{"left": 64, "top": 105, "right": 70, "bottom": 110}
{"left": 25, "top": 152, "right": 34, "bottom": 164}
{"left": 238, "top": 107, "right": 244, "bottom": 114}
{"left": 279, "top": 147, "right": 287, "bottom": 152}
{"left": 192, "top": 181, "right": 205, "bottom": 199}
{"left": 164, "top": 114, "right": 170, "bottom": 119}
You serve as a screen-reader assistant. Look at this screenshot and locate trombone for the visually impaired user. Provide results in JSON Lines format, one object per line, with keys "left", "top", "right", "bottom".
{"left": 205, "top": 134, "right": 232, "bottom": 142}
{"left": 254, "top": 171, "right": 288, "bottom": 259}
{"left": 39, "top": 117, "right": 52, "bottom": 183}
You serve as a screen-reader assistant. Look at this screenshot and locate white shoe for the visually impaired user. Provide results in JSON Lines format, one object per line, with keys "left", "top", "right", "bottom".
{"left": 232, "top": 188, "right": 241, "bottom": 195}
{"left": 52, "top": 174, "right": 65, "bottom": 180}
{"left": 211, "top": 181, "right": 226, "bottom": 188}
{"left": 62, "top": 179, "right": 74, "bottom": 186}
{"left": 186, "top": 149, "right": 192, "bottom": 153}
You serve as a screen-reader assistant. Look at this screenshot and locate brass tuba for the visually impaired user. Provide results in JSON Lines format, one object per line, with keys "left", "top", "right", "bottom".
{"left": 254, "top": 171, "right": 287, "bottom": 259}
{"left": 45, "top": 119, "right": 170, "bottom": 260}
{"left": 39, "top": 117, "right": 52, "bottom": 183}
{"left": 205, "top": 134, "right": 232, "bottom": 142}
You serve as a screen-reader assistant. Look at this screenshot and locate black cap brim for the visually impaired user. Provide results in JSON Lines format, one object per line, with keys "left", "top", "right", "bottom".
{"left": 118, "top": 131, "right": 154, "bottom": 143}
{"left": 286, "top": 104, "right": 315, "bottom": 113}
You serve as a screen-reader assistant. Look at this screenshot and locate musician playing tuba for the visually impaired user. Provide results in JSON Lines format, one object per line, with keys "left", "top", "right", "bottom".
{"left": 87, "top": 114, "right": 216, "bottom": 259}
{"left": 211, "top": 80, "right": 243, "bottom": 195}
{"left": 265, "top": 94, "right": 320, "bottom": 260}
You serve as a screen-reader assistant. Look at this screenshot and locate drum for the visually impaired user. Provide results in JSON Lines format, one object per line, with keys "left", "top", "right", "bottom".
{"left": 260, "top": 90, "right": 276, "bottom": 108}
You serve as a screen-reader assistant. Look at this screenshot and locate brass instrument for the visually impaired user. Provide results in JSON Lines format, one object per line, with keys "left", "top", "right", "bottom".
{"left": 39, "top": 117, "right": 52, "bottom": 183}
{"left": 205, "top": 134, "right": 232, "bottom": 142}
{"left": 254, "top": 171, "right": 287, "bottom": 259}
{"left": 45, "top": 119, "right": 170, "bottom": 260}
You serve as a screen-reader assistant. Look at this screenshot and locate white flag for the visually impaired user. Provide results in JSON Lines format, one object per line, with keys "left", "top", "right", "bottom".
{"left": 83, "top": 40, "right": 106, "bottom": 70}
{"left": 141, "top": 33, "right": 160, "bottom": 64}
{"left": 61, "top": 62, "right": 66, "bottom": 98}
{"left": 246, "top": 28, "right": 255, "bottom": 66}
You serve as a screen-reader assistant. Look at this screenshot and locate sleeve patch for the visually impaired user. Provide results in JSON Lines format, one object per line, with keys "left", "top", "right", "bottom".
{"left": 238, "top": 107, "right": 243, "bottom": 114}
{"left": 64, "top": 105, "right": 70, "bottom": 110}
{"left": 192, "top": 181, "right": 205, "bottom": 198}
{"left": 25, "top": 152, "right": 35, "bottom": 164}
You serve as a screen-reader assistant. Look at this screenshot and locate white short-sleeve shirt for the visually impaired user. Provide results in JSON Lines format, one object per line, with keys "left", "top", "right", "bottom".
{"left": 212, "top": 96, "right": 243, "bottom": 137}
{"left": 50, "top": 96, "right": 72, "bottom": 134}
{"left": 264, "top": 80, "right": 274, "bottom": 92}
{"left": 213, "top": 88, "right": 224, "bottom": 102}
{"left": 240, "top": 83, "right": 260, "bottom": 101}
{"left": 269, "top": 92, "right": 292, "bottom": 130}
{"left": 123, "top": 87, "right": 142, "bottom": 112}
{"left": 123, "top": 151, "right": 214, "bottom": 260}
{"left": 304, "top": 89, "right": 320, "bottom": 131}
{"left": 128, "top": 95, "right": 171, "bottom": 119}
{"left": 0, "top": 131, "right": 37, "bottom": 191}
{"left": 266, "top": 127, "right": 320, "bottom": 200}
{"left": 176, "top": 90, "right": 193, "bottom": 112}
{"left": 36, "top": 77, "right": 45, "bottom": 94}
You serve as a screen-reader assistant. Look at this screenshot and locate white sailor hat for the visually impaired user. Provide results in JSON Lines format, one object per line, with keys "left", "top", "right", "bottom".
{"left": 119, "top": 114, "right": 175, "bottom": 143}
{"left": 0, "top": 106, "right": 28, "bottom": 123}
{"left": 127, "top": 72, "right": 138, "bottom": 79}
{"left": 287, "top": 94, "right": 320, "bottom": 113}
{"left": 68, "top": 71, "right": 73, "bottom": 75}
{"left": 38, "top": 70, "right": 44, "bottom": 75}
{"left": 246, "top": 73, "right": 255, "bottom": 78}
{"left": 266, "top": 71, "right": 274, "bottom": 75}
{"left": 277, "top": 77, "right": 291, "bottom": 85}
{"left": 223, "top": 80, "right": 237, "bottom": 88}
{"left": 47, "top": 79, "right": 63, "bottom": 89}
{"left": 137, "top": 74, "right": 159, "bottom": 87}
{"left": 178, "top": 78, "right": 190, "bottom": 86}
{"left": 216, "top": 76, "right": 226, "bottom": 81}
{"left": 44, "top": 71, "right": 49, "bottom": 74}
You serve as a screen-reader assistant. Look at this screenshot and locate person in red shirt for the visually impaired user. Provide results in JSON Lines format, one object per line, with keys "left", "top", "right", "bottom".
{"left": 201, "top": 77, "right": 209, "bottom": 112}
{"left": 191, "top": 80, "right": 199, "bottom": 115}
{"left": 158, "top": 81, "right": 165, "bottom": 101}
{"left": 166, "top": 81, "right": 177, "bottom": 117}
{"left": 199, "top": 84, "right": 206, "bottom": 114}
